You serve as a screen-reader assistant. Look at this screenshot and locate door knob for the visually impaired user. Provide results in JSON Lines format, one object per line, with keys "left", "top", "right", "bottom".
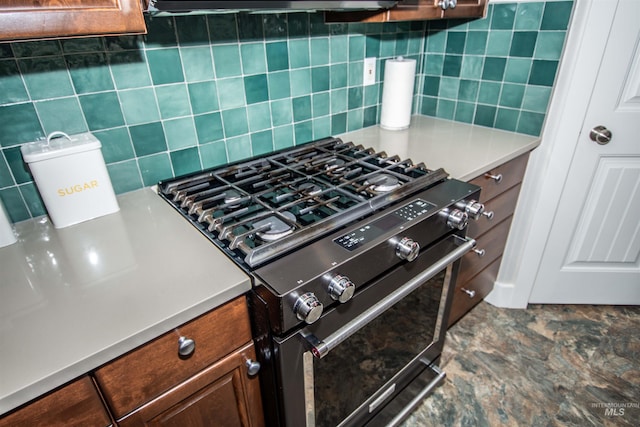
{"left": 589, "top": 125, "right": 612, "bottom": 145}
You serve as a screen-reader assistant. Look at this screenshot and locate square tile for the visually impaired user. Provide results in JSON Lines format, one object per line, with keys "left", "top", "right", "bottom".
{"left": 443, "top": 55, "right": 462, "bottom": 77}
{"left": 251, "top": 130, "right": 273, "bottom": 155}
{"left": 247, "top": 102, "right": 272, "bottom": 131}
{"left": 421, "top": 96, "right": 437, "bottom": 116}
{"left": 188, "top": 81, "right": 219, "bottom": 115}
{"left": 289, "top": 39, "right": 310, "bottom": 69}
{"left": 237, "top": 13, "right": 264, "bottom": 41}
{"left": 226, "top": 135, "right": 252, "bottom": 162}
{"left": 212, "top": 45, "right": 242, "bottom": 77}
{"left": 268, "top": 71, "right": 291, "bottom": 100}
{"left": 517, "top": 111, "right": 545, "bottom": 135}
{"left": 311, "top": 38, "right": 330, "bottom": 66}
{"left": 528, "top": 59, "right": 559, "bottom": 86}
{"left": 288, "top": 14, "right": 309, "bottom": 38}
{"left": 107, "top": 160, "right": 143, "bottom": 194}
{"left": 170, "top": 147, "right": 201, "bottom": 176}
{"left": 522, "top": 85, "right": 552, "bottom": 113}
{"left": 273, "top": 125, "right": 294, "bottom": 149}
{"left": 363, "top": 106, "right": 377, "bottom": 127}
{"left": 293, "top": 96, "right": 312, "bottom": 122}
{"left": 439, "top": 77, "right": 460, "bottom": 99}
{"left": 510, "top": 31, "right": 538, "bottom": 58}
{"left": 423, "top": 76, "right": 440, "bottom": 97}
{"left": 138, "top": 153, "right": 172, "bottom": 185}
{"left": 264, "top": 15, "right": 288, "bottom": 39}
{"left": 199, "top": 140, "right": 228, "bottom": 169}
{"left": 295, "top": 120, "right": 313, "bottom": 143}
{"left": 425, "top": 54, "right": 444, "bottom": 76}
{"left": 348, "top": 87, "right": 363, "bottom": 110}
{"left": 330, "top": 64, "right": 347, "bottom": 89}
{"left": 266, "top": 42, "right": 289, "bottom": 72}
{"left": 474, "top": 105, "right": 497, "bottom": 127}
{"left": 346, "top": 109, "right": 363, "bottom": 132}
{"left": 348, "top": 61, "right": 363, "bottom": 86}
{"left": 108, "top": 51, "right": 151, "bottom": 90}
{"left": 0, "top": 103, "right": 43, "bottom": 147}
{"left": 290, "top": 69, "right": 312, "bottom": 97}
{"left": 79, "top": 92, "right": 125, "bottom": 131}
{"left": 465, "top": 31, "right": 487, "bottom": 55}
{"left": 535, "top": 32, "right": 566, "bottom": 60}
{"left": 156, "top": 84, "right": 191, "bottom": 119}
{"left": 0, "top": 187, "right": 30, "bottom": 222}
{"left": 146, "top": 48, "right": 184, "bottom": 85}
{"left": 241, "top": 43, "right": 267, "bottom": 75}
{"left": 4, "top": 147, "right": 31, "bottom": 184}
{"left": 120, "top": 88, "right": 161, "bottom": 125}
{"left": 515, "top": 2, "right": 544, "bottom": 30}
{"left": 395, "top": 33, "right": 409, "bottom": 56}
{"left": 181, "top": 46, "right": 214, "bottom": 82}
{"left": 482, "top": 57, "right": 507, "bottom": 81}
{"left": 194, "top": 112, "right": 224, "bottom": 144}
{"left": 207, "top": 14, "right": 239, "bottom": 43}
{"left": 458, "top": 79, "right": 479, "bottom": 102}
{"left": 364, "top": 85, "right": 379, "bottom": 107}
{"left": 19, "top": 182, "right": 46, "bottom": 218}
{"left": 446, "top": 32, "right": 466, "bottom": 54}
{"left": 365, "top": 36, "right": 380, "bottom": 58}
{"left": 331, "top": 88, "right": 348, "bottom": 114}
{"left": 454, "top": 101, "right": 475, "bottom": 123}
{"left": 426, "top": 30, "right": 446, "bottom": 53}
{"left": 35, "top": 97, "right": 87, "bottom": 135}
{"left": 0, "top": 60, "right": 29, "bottom": 104}
{"left": 349, "top": 35, "right": 365, "bottom": 61}
{"left": 271, "top": 99, "right": 293, "bottom": 126}
{"left": 244, "top": 74, "right": 270, "bottom": 104}
{"left": 541, "top": 1, "right": 573, "bottom": 31}
{"left": 217, "top": 77, "right": 246, "bottom": 109}
{"left": 478, "top": 81, "right": 502, "bottom": 105}
{"left": 222, "top": 107, "right": 249, "bottom": 137}
{"left": 20, "top": 57, "right": 74, "bottom": 100}
{"left": 130, "top": 122, "right": 167, "bottom": 156}
{"left": 495, "top": 107, "right": 520, "bottom": 132}
{"left": 175, "top": 15, "right": 209, "bottom": 46}
{"left": 312, "top": 116, "right": 332, "bottom": 139}
{"left": 380, "top": 34, "right": 396, "bottom": 57}
{"left": 460, "top": 56, "right": 483, "bottom": 79}
{"left": 499, "top": 83, "right": 526, "bottom": 108}
{"left": 504, "top": 58, "right": 532, "bottom": 84}
{"left": 305, "top": 65, "right": 326, "bottom": 93}
{"left": 486, "top": 31, "right": 512, "bottom": 56}
{"left": 143, "top": 17, "right": 178, "bottom": 47}
{"left": 163, "top": 117, "right": 198, "bottom": 150}
{"left": 436, "top": 99, "right": 455, "bottom": 120}
{"left": 491, "top": 3, "right": 517, "bottom": 30}
{"left": 312, "top": 92, "right": 330, "bottom": 116}
{"left": 330, "top": 36, "right": 348, "bottom": 63}
{"left": 331, "top": 112, "right": 347, "bottom": 135}
{"left": 0, "top": 153, "right": 13, "bottom": 187}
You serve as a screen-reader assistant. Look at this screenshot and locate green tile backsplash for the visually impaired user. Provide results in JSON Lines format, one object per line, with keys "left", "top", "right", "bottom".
{"left": 0, "top": 2, "right": 571, "bottom": 223}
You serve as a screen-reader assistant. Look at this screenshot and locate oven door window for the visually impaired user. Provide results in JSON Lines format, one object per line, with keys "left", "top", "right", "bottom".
{"left": 304, "top": 266, "right": 452, "bottom": 427}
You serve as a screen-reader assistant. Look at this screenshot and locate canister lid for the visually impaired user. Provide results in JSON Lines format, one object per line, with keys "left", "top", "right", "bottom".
{"left": 21, "top": 132, "right": 102, "bottom": 163}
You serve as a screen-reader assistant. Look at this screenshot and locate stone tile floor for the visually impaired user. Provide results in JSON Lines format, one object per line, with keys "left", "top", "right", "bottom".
{"left": 401, "top": 302, "right": 640, "bottom": 426}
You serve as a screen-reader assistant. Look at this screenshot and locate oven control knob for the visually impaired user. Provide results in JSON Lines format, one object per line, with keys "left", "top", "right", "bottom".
{"left": 463, "top": 200, "right": 485, "bottom": 220}
{"left": 395, "top": 237, "right": 420, "bottom": 262}
{"left": 328, "top": 274, "right": 356, "bottom": 303}
{"left": 446, "top": 209, "right": 469, "bottom": 230}
{"left": 293, "top": 292, "right": 323, "bottom": 324}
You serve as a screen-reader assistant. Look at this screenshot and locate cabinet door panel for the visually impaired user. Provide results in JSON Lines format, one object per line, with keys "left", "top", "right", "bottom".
{"left": 469, "top": 153, "right": 529, "bottom": 202}
{"left": 448, "top": 256, "right": 501, "bottom": 326}
{"left": 0, "top": 0, "right": 146, "bottom": 41}
{"left": 458, "top": 216, "right": 512, "bottom": 284}
{"left": 120, "top": 342, "right": 264, "bottom": 427}
{"left": 0, "top": 376, "right": 111, "bottom": 427}
{"left": 95, "top": 297, "right": 252, "bottom": 419}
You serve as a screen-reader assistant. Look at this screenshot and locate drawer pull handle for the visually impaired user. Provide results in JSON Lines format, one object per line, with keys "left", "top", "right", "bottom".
{"left": 461, "top": 287, "right": 476, "bottom": 298}
{"left": 482, "top": 210, "right": 494, "bottom": 220}
{"left": 473, "top": 248, "right": 486, "bottom": 257}
{"left": 485, "top": 173, "right": 503, "bottom": 183}
{"left": 245, "top": 359, "right": 261, "bottom": 376}
{"left": 178, "top": 336, "right": 196, "bottom": 357}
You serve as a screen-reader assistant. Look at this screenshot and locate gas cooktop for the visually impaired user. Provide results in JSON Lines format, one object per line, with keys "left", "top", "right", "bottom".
{"left": 158, "top": 137, "right": 449, "bottom": 268}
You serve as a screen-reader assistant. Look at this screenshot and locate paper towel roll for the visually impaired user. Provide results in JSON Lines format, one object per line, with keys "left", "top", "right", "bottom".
{"left": 380, "top": 57, "right": 416, "bottom": 130}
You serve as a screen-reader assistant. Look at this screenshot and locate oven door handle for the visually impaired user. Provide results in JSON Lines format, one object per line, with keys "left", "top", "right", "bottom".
{"left": 303, "top": 235, "right": 476, "bottom": 359}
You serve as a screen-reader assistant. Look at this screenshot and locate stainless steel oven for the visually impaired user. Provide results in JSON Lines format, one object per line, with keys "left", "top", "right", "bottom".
{"left": 158, "top": 137, "right": 484, "bottom": 426}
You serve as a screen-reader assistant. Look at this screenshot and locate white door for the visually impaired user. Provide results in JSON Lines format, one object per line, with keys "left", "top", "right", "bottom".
{"left": 529, "top": 0, "right": 640, "bottom": 304}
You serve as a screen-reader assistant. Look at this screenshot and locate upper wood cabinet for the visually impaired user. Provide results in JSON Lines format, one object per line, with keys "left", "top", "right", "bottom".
{"left": 0, "top": 0, "right": 147, "bottom": 42}
{"left": 325, "top": 0, "right": 488, "bottom": 23}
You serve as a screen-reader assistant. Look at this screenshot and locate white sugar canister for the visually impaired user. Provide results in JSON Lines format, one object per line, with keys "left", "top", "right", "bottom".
{"left": 21, "top": 132, "right": 119, "bottom": 228}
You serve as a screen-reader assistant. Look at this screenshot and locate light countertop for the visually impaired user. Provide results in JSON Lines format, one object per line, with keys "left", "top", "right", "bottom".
{"left": 0, "top": 115, "right": 539, "bottom": 416}
{"left": 0, "top": 188, "right": 251, "bottom": 415}
{"left": 340, "top": 115, "right": 540, "bottom": 181}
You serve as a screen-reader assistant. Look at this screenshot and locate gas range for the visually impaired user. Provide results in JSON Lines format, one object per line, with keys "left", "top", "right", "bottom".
{"left": 158, "top": 136, "right": 485, "bottom": 426}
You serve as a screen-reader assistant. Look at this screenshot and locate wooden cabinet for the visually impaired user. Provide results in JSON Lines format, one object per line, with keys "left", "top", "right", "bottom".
{"left": 0, "top": 376, "right": 112, "bottom": 427}
{"left": 94, "top": 296, "right": 263, "bottom": 426}
{"left": 0, "top": 0, "right": 146, "bottom": 42}
{"left": 448, "top": 152, "right": 530, "bottom": 326}
{"left": 325, "top": 0, "right": 488, "bottom": 23}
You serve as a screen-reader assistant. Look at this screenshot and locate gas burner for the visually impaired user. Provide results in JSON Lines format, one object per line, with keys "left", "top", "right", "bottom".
{"left": 223, "top": 189, "right": 243, "bottom": 207}
{"left": 364, "top": 173, "right": 401, "bottom": 193}
{"left": 298, "top": 182, "right": 322, "bottom": 196}
{"left": 325, "top": 158, "right": 346, "bottom": 171}
{"left": 253, "top": 211, "right": 297, "bottom": 242}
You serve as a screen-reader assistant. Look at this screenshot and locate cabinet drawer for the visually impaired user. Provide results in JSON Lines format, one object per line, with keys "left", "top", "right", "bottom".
{"left": 448, "top": 257, "right": 501, "bottom": 326}
{"left": 94, "top": 296, "right": 252, "bottom": 419}
{"left": 458, "top": 217, "right": 512, "bottom": 284}
{"left": 469, "top": 153, "right": 529, "bottom": 202}
{"left": 119, "top": 341, "right": 264, "bottom": 427}
{"left": 467, "top": 184, "right": 521, "bottom": 238}
{"left": 0, "top": 376, "right": 111, "bottom": 427}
